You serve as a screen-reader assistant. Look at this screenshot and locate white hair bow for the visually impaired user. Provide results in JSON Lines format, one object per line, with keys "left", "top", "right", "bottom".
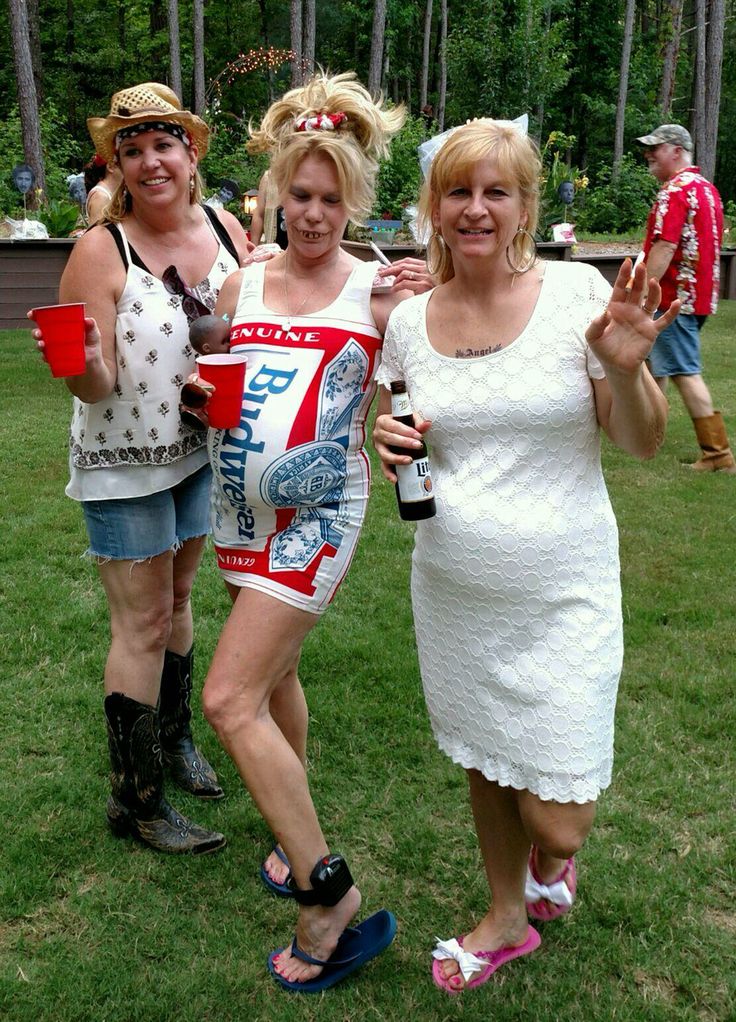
{"left": 431, "top": 937, "right": 486, "bottom": 981}
{"left": 524, "top": 870, "right": 574, "bottom": 908}
{"left": 417, "top": 114, "right": 529, "bottom": 179}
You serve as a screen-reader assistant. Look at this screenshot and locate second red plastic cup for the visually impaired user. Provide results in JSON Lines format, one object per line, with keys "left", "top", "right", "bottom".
{"left": 31, "top": 303, "right": 87, "bottom": 377}
{"left": 195, "top": 353, "right": 247, "bottom": 429}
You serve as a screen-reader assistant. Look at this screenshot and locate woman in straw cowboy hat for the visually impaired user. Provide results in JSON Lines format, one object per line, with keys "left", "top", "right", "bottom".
{"left": 189, "top": 71, "right": 408, "bottom": 991}
{"left": 32, "top": 82, "right": 250, "bottom": 855}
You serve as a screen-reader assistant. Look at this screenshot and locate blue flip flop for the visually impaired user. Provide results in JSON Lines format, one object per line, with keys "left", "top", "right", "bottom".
{"left": 260, "top": 844, "right": 293, "bottom": 898}
{"left": 267, "top": 909, "right": 397, "bottom": 992}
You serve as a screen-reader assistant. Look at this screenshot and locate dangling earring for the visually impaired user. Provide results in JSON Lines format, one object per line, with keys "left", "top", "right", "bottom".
{"left": 189, "top": 175, "right": 195, "bottom": 202}
{"left": 505, "top": 226, "right": 538, "bottom": 275}
{"left": 426, "top": 230, "right": 448, "bottom": 277}
{"left": 121, "top": 183, "right": 130, "bottom": 209}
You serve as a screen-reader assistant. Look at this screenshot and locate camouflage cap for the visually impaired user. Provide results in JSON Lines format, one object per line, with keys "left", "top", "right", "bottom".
{"left": 635, "top": 124, "right": 692, "bottom": 151}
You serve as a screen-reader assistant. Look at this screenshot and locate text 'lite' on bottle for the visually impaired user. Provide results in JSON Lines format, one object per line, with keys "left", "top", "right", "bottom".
{"left": 389, "top": 380, "right": 436, "bottom": 521}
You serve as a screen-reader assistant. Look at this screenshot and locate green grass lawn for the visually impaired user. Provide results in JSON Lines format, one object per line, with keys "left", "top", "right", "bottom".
{"left": 1, "top": 308, "right": 734, "bottom": 1022}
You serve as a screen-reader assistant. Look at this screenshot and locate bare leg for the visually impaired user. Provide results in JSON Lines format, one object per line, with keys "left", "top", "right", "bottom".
{"left": 203, "top": 587, "right": 360, "bottom": 983}
{"left": 168, "top": 536, "right": 207, "bottom": 655}
{"left": 670, "top": 374, "right": 714, "bottom": 419}
{"left": 222, "top": 583, "right": 309, "bottom": 886}
{"left": 436, "top": 772, "right": 531, "bottom": 990}
{"left": 98, "top": 552, "right": 175, "bottom": 704}
{"left": 438, "top": 776, "right": 597, "bottom": 990}
{"left": 518, "top": 790, "right": 596, "bottom": 910}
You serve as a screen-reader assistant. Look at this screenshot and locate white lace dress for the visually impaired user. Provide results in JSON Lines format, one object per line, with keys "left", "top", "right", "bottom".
{"left": 376, "top": 261, "right": 623, "bottom": 803}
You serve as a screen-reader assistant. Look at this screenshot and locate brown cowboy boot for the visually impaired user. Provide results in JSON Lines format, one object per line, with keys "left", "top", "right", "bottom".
{"left": 158, "top": 647, "right": 224, "bottom": 799}
{"left": 105, "top": 692, "right": 226, "bottom": 854}
{"left": 689, "top": 412, "right": 736, "bottom": 473}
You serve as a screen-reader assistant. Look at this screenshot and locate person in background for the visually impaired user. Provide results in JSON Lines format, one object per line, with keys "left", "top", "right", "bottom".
{"left": 31, "top": 82, "right": 250, "bottom": 855}
{"left": 373, "top": 118, "right": 678, "bottom": 995}
{"left": 250, "top": 168, "right": 289, "bottom": 248}
{"left": 636, "top": 123, "right": 734, "bottom": 473}
{"left": 84, "top": 155, "right": 124, "bottom": 225}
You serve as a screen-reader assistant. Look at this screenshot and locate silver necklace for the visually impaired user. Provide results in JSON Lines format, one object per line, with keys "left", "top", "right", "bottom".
{"left": 283, "top": 260, "right": 319, "bottom": 331}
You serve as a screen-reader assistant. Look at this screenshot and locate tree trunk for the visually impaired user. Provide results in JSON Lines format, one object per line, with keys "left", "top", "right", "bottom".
{"left": 658, "top": 0, "right": 683, "bottom": 118}
{"left": 612, "top": 0, "right": 635, "bottom": 180}
{"left": 534, "top": 1, "right": 553, "bottom": 144}
{"left": 420, "top": 0, "right": 433, "bottom": 112}
{"left": 437, "top": 0, "right": 447, "bottom": 131}
{"left": 168, "top": 0, "right": 182, "bottom": 101}
{"left": 193, "top": 0, "right": 205, "bottom": 114}
{"left": 27, "top": 0, "right": 42, "bottom": 102}
{"left": 8, "top": 0, "right": 46, "bottom": 202}
{"left": 368, "top": 0, "right": 387, "bottom": 96}
{"left": 691, "top": 0, "right": 706, "bottom": 157}
{"left": 700, "top": 0, "right": 724, "bottom": 181}
{"left": 290, "top": 0, "right": 303, "bottom": 87}
{"left": 303, "top": 0, "right": 315, "bottom": 75}
{"left": 65, "top": 0, "right": 75, "bottom": 129}
{"left": 257, "top": 0, "right": 275, "bottom": 102}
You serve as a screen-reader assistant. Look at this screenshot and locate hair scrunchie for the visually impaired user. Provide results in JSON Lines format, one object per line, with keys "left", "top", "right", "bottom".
{"left": 294, "top": 111, "right": 348, "bottom": 133}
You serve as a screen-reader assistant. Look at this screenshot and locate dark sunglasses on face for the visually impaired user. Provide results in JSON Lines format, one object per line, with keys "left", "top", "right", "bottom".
{"left": 162, "top": 264, "right": 212, "bottom": 323}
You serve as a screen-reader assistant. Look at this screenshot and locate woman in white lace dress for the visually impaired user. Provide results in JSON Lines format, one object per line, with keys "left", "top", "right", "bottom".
{"left": 373, "top": 119, "right": 678, "bottom": 994}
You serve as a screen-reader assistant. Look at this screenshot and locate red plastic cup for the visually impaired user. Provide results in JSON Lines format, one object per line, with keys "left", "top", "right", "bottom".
{"left": 31, "top": 303, "right": 87, "bottom": 377}
{"left": 195, "top": 353, "right": 247, "bottom": 429}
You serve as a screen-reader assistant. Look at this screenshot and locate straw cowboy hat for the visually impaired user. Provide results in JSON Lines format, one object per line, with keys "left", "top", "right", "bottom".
{"left": 87, "top": 83, "right": 210, "bottom": 164}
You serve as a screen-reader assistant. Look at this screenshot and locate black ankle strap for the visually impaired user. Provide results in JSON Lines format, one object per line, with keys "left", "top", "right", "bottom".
{"left": 288, "top": 854, "right": 354, "bottom": 906}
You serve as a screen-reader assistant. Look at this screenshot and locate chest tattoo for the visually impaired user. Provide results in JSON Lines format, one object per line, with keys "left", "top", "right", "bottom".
{"left": 455, "top": 343, "right": 504, "bottom": 358}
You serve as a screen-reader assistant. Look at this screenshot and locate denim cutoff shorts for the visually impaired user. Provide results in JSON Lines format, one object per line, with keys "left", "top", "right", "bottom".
{"left": 81, "top": 463, "right": 212, "bottom": 560}
{"left": 648, "top": 313, "right": 702, "bottom": 377}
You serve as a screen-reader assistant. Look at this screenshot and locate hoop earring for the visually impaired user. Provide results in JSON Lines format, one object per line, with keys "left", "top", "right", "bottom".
{"left": 426, "top": 230, "right": 447, "bottom": 277}
{"left": 505, "top": 226, "right": 538, "bottom": 275}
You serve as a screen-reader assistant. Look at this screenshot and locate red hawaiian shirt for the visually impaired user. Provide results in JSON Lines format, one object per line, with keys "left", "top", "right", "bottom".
{"left": 643, "top": 166, "right": 723, "bottom": 315}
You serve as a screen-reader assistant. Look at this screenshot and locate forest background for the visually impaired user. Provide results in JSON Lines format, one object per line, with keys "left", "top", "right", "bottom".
{"left": 2, "top": 0, "right": 735, "bottom": 240}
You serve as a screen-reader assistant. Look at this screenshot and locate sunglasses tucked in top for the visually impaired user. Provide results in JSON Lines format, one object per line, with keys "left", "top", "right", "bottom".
{"left": 162, "top": 264, "right": 212, "bottom": 323}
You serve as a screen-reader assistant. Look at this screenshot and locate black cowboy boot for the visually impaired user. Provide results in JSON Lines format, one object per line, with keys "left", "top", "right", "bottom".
{"left": 104, "top": 692, "right": 226, "bottom": 854}
{"left": 158, "top": 647, "right": 224, "bottom": 800}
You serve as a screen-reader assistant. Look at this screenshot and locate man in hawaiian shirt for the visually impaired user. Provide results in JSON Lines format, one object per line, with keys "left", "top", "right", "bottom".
{"left": 637, "top": 124, "right": 734, "bottom": 473}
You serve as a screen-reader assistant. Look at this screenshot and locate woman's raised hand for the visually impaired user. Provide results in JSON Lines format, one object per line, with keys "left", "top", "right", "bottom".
{"left": 585, "top": 258, "right": 680, "bottom": 375}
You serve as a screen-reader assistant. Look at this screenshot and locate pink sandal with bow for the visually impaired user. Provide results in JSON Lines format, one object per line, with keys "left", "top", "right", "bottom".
{"left": 525, "top": 846, "right": 577, "bottom": 921}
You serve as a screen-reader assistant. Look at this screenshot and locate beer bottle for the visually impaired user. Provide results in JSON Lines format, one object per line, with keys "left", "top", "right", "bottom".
{"left": 389, "top": 380, "right": 436, "bottom": 521}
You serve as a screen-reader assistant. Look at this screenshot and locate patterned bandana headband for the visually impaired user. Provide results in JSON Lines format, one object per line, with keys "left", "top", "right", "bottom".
{"left": 115, "top": 121, "right": 191, "bottom": 152}
{"left": 294, "top": 112, "right": 348, "bottom": 133}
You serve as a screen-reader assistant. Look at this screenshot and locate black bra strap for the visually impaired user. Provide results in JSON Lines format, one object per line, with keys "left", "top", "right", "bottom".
{"left": 106, "top": 207, "right": 238, "bottom": 274}
{"left": 105, "top": 222, "right": 150, "bottom": 272}
{"left": 105, "top": 222, "right": 128, "bottom": 270}
{"left": 202, "top": 203, "right": 239, "bottom": 263}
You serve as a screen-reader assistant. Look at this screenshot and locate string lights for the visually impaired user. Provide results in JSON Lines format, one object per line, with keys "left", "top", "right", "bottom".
{"left": 206, "top": 47, "right": 310, "bottom": 110}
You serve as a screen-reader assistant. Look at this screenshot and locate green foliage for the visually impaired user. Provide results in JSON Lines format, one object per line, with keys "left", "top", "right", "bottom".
{"left": 723, "top": 200, "right": 736, "bottom": 246}
{"left": 1, "top": 304, "right": 736, "bottom": 1021}
{"left": 373, "top": 114, "right": 428, "bottom": 220}
{"left": 445, "top": 0, "right": 571, "bottom": 130}
{"left": 575, "top": 154, "right": 658, "bottom": 234}
{"left": 36, "top": 199, "right": 81, "bottom": 238}
{"left": 199, "top": 114, "right": 269, "bottom": 214}
{"left": 538, "top": 130, "right": 588, "bottom": 240}
{"left": 0, "top": 100, "right": 83, "bottom": 217}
